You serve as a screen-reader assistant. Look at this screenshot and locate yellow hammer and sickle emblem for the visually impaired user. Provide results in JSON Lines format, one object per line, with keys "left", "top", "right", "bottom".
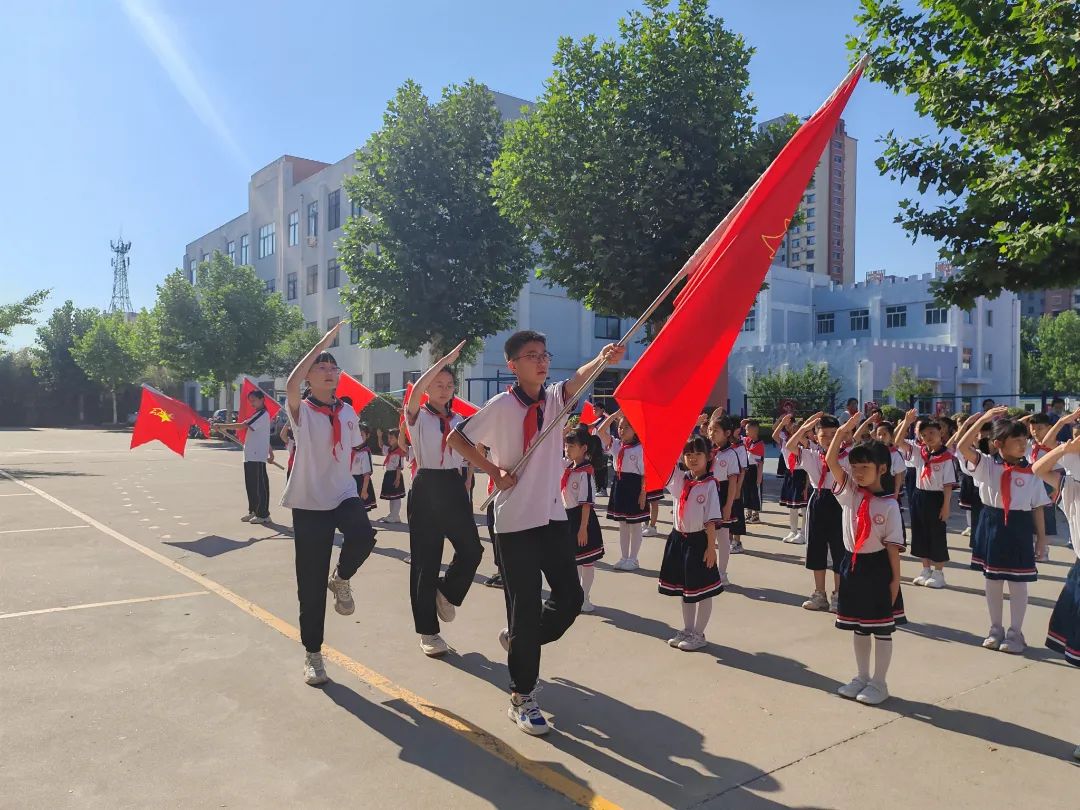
{"left": 761, "top": 217, "right": 793, "bottom": 259}
{"left": 149, "top": 407, "right": 174, "bottom": 423}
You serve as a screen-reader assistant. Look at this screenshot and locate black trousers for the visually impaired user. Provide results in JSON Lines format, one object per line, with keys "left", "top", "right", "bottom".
{"left": 486, "top": 503, "right": 500, "bottom": 571}
{"left": 244, "top": 461, "right": 270, "bottom": 518}
{"left": 407, "top": 469, "right": 484, "bottom": 635}
{"left": 805, "top": 488, "right": 845, "bottom": 573}
{"left": 496, "top": 520, "right": 583, "bottom": 695}
{"left": 292, "top": 497, "right": 377, "bottom": 652}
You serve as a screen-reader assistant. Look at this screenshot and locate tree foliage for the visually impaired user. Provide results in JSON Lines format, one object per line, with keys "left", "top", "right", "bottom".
{"left": 850, "top": 0, "right": 1080, "bottom": 308}
{"left": 71, "top": 314, "right": 142, "bottom": 423}
{"left": 1028, "top": 311, "right": 1080, "bottom": 393}
{"left": 32, "top": 301, "right": 102, "bottom": 422}
{"left": 883, "top": 366, "right": 936, "bottom": 406}
{"left": 1019, "top": 315, "right": 1048, "bottom": 392}
{"left": 339, "top": 79, "right": 532, "bottom": 358}
{"left": 0, "top": 289, "right": 50, "bottom": 343}
{"left": 0, "top": 349, "right": 41, "bottom": 426}
{"left": 493, "top": 0, "right": 797, "bottom": 324}
{"left": 747, "top": 363, "right": 843, "bottom": 417}
{"left": 263, "top": 324, "right": 325, "bottom": 378}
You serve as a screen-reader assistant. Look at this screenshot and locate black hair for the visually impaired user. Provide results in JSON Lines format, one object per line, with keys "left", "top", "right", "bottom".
{"left": 248, "top": 389, "right": 265, "bottom": 401}
{"left": 435, "top": 365, "right": 456, "bottom": 381}
{"left": 564, "top": 425, "right": 597, "bottom": 466}
{"left": 387, "top": 428, "right": 400, "bottom": 439}
{"left": 817, "top": 415, "right": 840, "bottom": 429}
{"left": 339, "top": 395, "right": 353, "bottom": 406}
{"left": 313, "top": 351, "right": 338, "bottom": 366}
{"left": 846, "top": 397, "right": 858, "bottom": 406}
{"left": 940, "top": 416, "right": 957, "bottom": 434}
{"left": 745, "top": 419, "right": 760, "bottom": 429}
{"left": 1030, "top": 412, "right": 1052, "bottom": 426}
{"left": 878, "top": 420, "right": 895, "bottom": 434}
{"left": 918, "top": 419, "right": 943, "bottom": 434}
{"left": 982, "top": 398, "right": 996, "bottom": 408}
{"left": 358, "top": 421, "right": 370, "bottom": 435}
{"left": 1052, "top": 396, "right": 1066, "bottom": 406}
{"left": 683, "top": 435, "right": 712, "bottom": 458}
{"left": 991, "top": 418, "right": 1028, "bottom": 444}
{"left": 504, "top": 330, "right": 546, "bottom": 361}
{"left": 846, "top": 439, "right": 894, "bottom": 494}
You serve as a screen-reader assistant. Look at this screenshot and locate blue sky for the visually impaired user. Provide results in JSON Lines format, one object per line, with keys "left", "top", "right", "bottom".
{"left": 0, "top": 0, "right": 942, "bottom": 349}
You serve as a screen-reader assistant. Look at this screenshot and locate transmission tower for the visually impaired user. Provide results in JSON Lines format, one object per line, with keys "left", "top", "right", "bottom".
{"left": 109, "top": 237, "right": 134, "bottom": 314}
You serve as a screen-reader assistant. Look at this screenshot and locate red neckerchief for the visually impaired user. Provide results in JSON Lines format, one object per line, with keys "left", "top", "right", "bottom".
{"left": 1031, "top": 442, "right": 1050, "bottom": 462}
{"left": 616, "top": 439, "right": 640, "bottom": 478}
{"left": 999, "top": 458, "right": 1034, "bottom": 525}
{"left": 813, "top": 446, "right": 848, "bottom": 490}
{"left": 511, "top": 385, "right": 544, "bottom": 453}
{"left": 424, "top": 402, "right": 454, "bottom": 463}
{"left": 350, "top": 445, "right": 371, "bottom": 470}
{"left": 678, "top": 473, "right": 715, "bottom": 529}
{"left": 851, "top": 487, "right": 896, "bottom": 570}
{"left": 386, "top": 447, "right": 405, "bottom": 469}
{"left": 919, "top": 445, "right": 954, "bottom": 483}
{"left": 561, "top": 463, "right": 594, "bottom": 494}
{"left": 305, "top": 397, "right": 344, "bottom": 460}
{"left": 744, "top": 437, "right": 765, "bottom": 460}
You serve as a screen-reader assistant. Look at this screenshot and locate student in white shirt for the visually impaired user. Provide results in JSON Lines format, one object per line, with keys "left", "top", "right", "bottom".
{"left": 405, "top": 342, "right": 483, "bottom": 658}
{"left": 280, "top": 323, "right": 377, "bottom": 686}
{"left": 446, "top": 330, "right": 625, "bottom": 737}
{"left": 215, "top": 390, "right": 274, "bottom": 525}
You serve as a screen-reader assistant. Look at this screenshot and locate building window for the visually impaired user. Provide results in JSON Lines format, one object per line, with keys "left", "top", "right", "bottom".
{"left": 792, "top": 238, "right": 801, "bottom": 248}
{"left": 805, "top": 193, "right": 815, "bottom": 203}
{"left": 188, "top": 258, "right": 196, "bottom": 282}
{"left": 886, "top": 305, "right": 907, "bottom": 328}
{"left": 403, "top": 370, "right": 421, "bottom": 389}
{"left": 816, "top": 313, "right": 835, "bottom": 335}
{"left": 288, "top": 211, "right": 299, "bottom": 246}
{"left": 833, "top": 251, "right": 841, "bottom": 260}
{"left": 326, "top": 317, "right": 341, "bottom": 347}
{"left": 834, "top": 168, "right": 842, "bottom": 178}
{"left": 985, "top": 353, "right": 993, "bottom": 371}
{"left": 286, "top": 272, "right": 297, "bottom": 300}
{"left": 742, "top": 306, "right": 756, "bottom": 332}
{"left": 833, "top": 223, "right": 841, "bottom": 233}
{"left": 850, "top": 309, "right": 869, "bottom": 332}
{"left": 307, "top": 201, "right": 318, "bottom": 236}
{"left": 806, "top": 208, "right": 815, "bottom": 218}
{"left": 964, "top": 310, "right": 973, "bottom": 324}
{"left": 227, "top": 241, "right": 236, "bottom": 264}
{"left": 265, "top": 278, "right": 276, "bottom": 294}
{"left": 962, "top": 348, "right": 972, "bottom": 370}
{"left": 374, "top": 372, "right": 391, "bottom": 392}
{"left": 257, "top": 223, "right": 275, "bottom": 259}
{"left": 350, "top": 324, "right": 360, "bottom": 345}
{"left": 351, "top": 199, "right": 362, "bottom": 218}
{"left": 792, "top": 252, "right": 801, "bottom": 262}
{"left": 831, "top": 264, "right": 841, "bottom": 275}
{"left": 834, "top": 154, "right": 843, "bottom": 163}
{"left": 806, "top": 236, "right": 816, "bottom": 246}
{"left": 925, "top": 303, "right": 948, "bottom": 325}
{"left": 327, "top": 259, "right": 341, "bottom": 289}
{"left": 986, "top": 309, "right": 993, "bottom": 326}
{"left": 328, "top": 189, "right": 341, "bottom": 231}
{"left": 805, "top": 263, "right": 815, "bottom": 272}
{"left": 239, "top": 234, "right": 249, "bottom": 264}
{"left": 806, "top": 250, "right": 815, "bottom": 259}
{"left": 305, "top": 321, "right": 316, "bottom": 331}
{"left": 594, "top": 314, "right": 620, "bottom": 340}
{"left": 806, "top": 222, "right": 815, "bottom": 232}
{"left": 306, "top": 264, "right": 319, "bottom": 295}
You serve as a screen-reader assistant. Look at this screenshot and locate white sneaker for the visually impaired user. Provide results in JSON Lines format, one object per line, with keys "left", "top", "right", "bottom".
{"left": 625, "top": 558, "right": 640, "bottom": 571}
{"left": 249, "top": 515, "right": 270, "bottom": 525}
{"left": 856, "top": 681, "right": 889, "bottom": 705}
{"left": 498, "top": 628, "right": 510, "bottom": 652}
{"left": 240, "top": 513, "right": 255, "bottom": 522}
{"left": 642, "top": 525, "right": 658, "bottom": 537}
{"left": 668, "top": 629, "right": 691, "bottom": 648}
{"left": 961, "top": 526, "right": 971, "bottom": 537}
{"left": 1036, "top": 548, "right": 1050, "bottom": 563}
{"left": 612, "top": 558, "right": 629, "bottom": 570}
{"left": 982, "top": 625, "right": 1005, "bottom": 650}
{"left": 999, "top": 628, "right": 1026, "bottom": 655}
{"left": 730, "top": 539, "right": 744, "bottom": 554}
{"left": 719, "top": 571, "right": 732, "bottom": 587}
{"left": 677, "top": 632, "right": 708, "bottom": 651}
{"left": 580, "top": 598, "right": 594, "bottom": 614}
{"left": 435, "top": 589, "right": 456, "bottom": 623}
{"left": 420, "top": 634, "right": 449, "bottom": 657}
{"left": 829, "top": 592, "right": 839, "bottom": 614}
{"left": 837, "top": 676, "right": 868, "bottom": 699}
{"left": 912, "top": 568, "right": 932, "bottom": 586}
{"left": 508, "top": 694, "right": 550, "bottom": 736}
{"left": 303, "top": 652, "right": 329, "bottom": 686}
{"left": 925, "top": 569, "right": 946, "bottom": 589}
{"left": 327, "top": 572, "right": 355, "bottom": 616}
{"left": 802, "top": 590, "right": 829, "bottom": 611}
{"left": 786, "top": 531, "right": 805, "bottom": 545}
{"left": 781, "top": 531, "right": 796, "bottom": 543}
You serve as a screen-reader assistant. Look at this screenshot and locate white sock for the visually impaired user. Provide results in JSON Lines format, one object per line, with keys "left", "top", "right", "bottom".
{"left": 628, "top": 523, "right": 643, "bottom": 560}
{"left": 985, "top": 579, "right": 1005, "bottom": 627}
{"left": 1008, "top": 581, "right": 1028, "bottom": 633}
{"left": 789, "top": 509, "right": 799, "bottom": 532}
{"left": 854, "top": 633, "right": 872, "bottom": 681}
{"left": 966, "top": 511, "right": 973, "bottom": 529}
{"left": 619, "top": 524, "right": 631, "bottom": 559}
{"left": 693, "top": 598, "right": 713, "bottom": 635}
{"left": 389, "top": 499, "right": 401, "bottom": 521}
{"left": 873, "top": 636, "right": 893, "bottom": 685}
{"left": 579, "top": 565, "right": 595, "bottom": 600}
{"left": 682, "top": 602, "right": 696, "bottom": 632}
{"left": 715, "top": 528, "right": 731, "bottom": 574}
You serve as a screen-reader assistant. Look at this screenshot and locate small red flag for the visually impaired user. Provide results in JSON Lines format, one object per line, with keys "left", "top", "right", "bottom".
{"left": 130, "top": 386, "right": 210, "bottom": 457}
{"left": 579, "top": 400, "right": 598, "bottom": 427}
{"left": 235, "top": 377, "right": 282, "bottom": 442}
{"left": 335, "top": 371, "right": 377, "bottom": 413}
{"left": 616, "top": 64, "right": 865, "bottom": 490}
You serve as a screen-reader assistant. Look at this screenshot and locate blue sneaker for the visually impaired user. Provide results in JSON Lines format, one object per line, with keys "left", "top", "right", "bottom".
{"left": 508, "top": 694, "right": 550, "bottom": 736}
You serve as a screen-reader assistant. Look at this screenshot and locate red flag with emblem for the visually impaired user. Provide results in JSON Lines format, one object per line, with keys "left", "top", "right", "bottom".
{"left": 615, "top": 64, "right": 865, "bottom": 490}
{"left": 130, "top": 386, "right": 210, "bottom": 457}
{"left": 235, "top": 377, "right": 282, "bottom": 442}
{"left": 335, "top": 371, "right": 377, "bottom": 413}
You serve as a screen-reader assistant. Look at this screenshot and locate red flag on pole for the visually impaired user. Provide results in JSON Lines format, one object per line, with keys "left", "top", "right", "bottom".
{"left": 130, "top": 386, "right": 210, "bottom": 457}
{"left": 579, "top": 400, "right": 598, "bottom": 427}
{"left": 335, "top": 372, "right": 376, "bottom": 413}
{"left": 235, "top": 377, "right": 282, "bottom": 442}
{"left": 615, "top": 64, "right": 866, "bottom": 491}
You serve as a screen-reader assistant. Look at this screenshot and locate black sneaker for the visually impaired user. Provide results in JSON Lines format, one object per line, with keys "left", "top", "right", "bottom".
{"left": 484, "top": 573, "right": 504, "bottom": 588}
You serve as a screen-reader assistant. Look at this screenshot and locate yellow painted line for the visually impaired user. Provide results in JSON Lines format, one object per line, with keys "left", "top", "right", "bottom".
{"left": 0, "top": 524, "right": 89, "bottom": 535}
{"left": 0, "top": 591, "right": 208, "bottom": 620}
{"left": 0, "top": 468, "right": 621, "bottom": 810}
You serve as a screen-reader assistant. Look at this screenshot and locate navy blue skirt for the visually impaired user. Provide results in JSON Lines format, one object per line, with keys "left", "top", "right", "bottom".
{"left": 910, "top": 489, "right": 948, "bottom": 563}
{"left": 958, "top": 473, "right": 979, "bottom": 510}
{"left": 835, "top": 548, "right": 907, "bottom": 636}
{"left": 658, "top": 529, "right": 724, "bottom": 603}
{"left": 646, "top": 488, "right": 664, "bottom": 504}
{"left": 380, "top": 469, "right": 406, "bottom": 500}
{"left": 353, "top": 475, "right": 377, "bottom": 511}
{"left": 607, "top": 471, "right": 648, "bottom": 522}
{"left": 741, "top": 466, "right": 762, "bottom": 511}
{"left": 1046, "top": 558, "right": 1080, "bottom": 666}
{"left": 971, "top": 506, "right": 1037, "bottom": 582}
{"left": 568, "top": 505, "right": 605, "bottom": 565}
{"left": 729, "top": 496, "right": 747, "bottom": 535}
{"left": 780, "top": 468, "right": 809, "bottom": 508}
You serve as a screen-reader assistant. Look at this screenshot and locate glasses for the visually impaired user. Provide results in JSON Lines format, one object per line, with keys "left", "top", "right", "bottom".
{"left": 512, "top": 351, "right": 553, "bottom": 363}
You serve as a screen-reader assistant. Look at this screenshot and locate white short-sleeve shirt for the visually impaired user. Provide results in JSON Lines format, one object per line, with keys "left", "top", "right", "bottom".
{"left": 350, "top": 446, "right": 373, "bottom": 477}
{"left": 409, "top": 405, "right": 464, "bottom": 470}
{"left": 798, "top": 447, "right": 843, "bottom": 491}
{"left": 242, "top": 409, "right": 271, "bottom": 463}
{"left": 281, "top": 399, "right": 363, "bottom": 511}
{"left": 889, "top": 448, "right": 907, "bottom": 476}
{"left": 904, "top": 441, "right": 957, "bottom": 491}
{"left": 560, "top": 462, "right": 595, "bottom": 509}
{"left": 384, "top": 449, "right": 405, "bottom": 471}
{"left": 667, "top": 471, "right": 723, "bottom": 533}
{"left": 834, "top": 477, "right": 905, "bottom": 554}
{"left": 710, "top": 446, "right": 740, "bottom": 482}
{"left": 454, "top": 381, "right": 569, "bottom": 534}
{"left": 610, "top": 439, "right": 645, "bottom": 477}
{"left": 1057, "top": 453, "right": 1080, "bottom": 558}
{"left": 965, "top": 452, "right": 1051, "bottom": 512}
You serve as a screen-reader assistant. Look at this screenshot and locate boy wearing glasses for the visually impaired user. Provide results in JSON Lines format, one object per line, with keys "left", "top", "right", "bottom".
{"left": 281, "top": 322, "right": 378, "bottom": 686}
{"left": 447, "top": 330, "right": 624, "bottom": 735}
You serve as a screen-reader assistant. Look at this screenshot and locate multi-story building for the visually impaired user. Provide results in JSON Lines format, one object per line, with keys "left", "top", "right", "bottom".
{"left": 728, "top": 265, "right": 1020, "bottom": 415}
{"left": 1020, "top": 287, "right": 1080, "bottom": 317}
{"left": 759, "top": 116, "right": 857, "bottom": 285}
{"left": 181, "top": 92, "right": 639, "bottom": 411}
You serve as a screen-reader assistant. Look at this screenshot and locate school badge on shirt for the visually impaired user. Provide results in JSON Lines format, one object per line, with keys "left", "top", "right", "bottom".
{"left": 873, "top": 514, "right": 885, "bottom": 525}
{"left": 696, "top": 493, "right": 706, "bottom": 504}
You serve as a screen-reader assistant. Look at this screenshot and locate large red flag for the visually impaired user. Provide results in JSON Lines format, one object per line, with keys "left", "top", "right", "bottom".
{"left": 335, "top": 371, "right": 377, "bottom": 413}
{"left": 130, "top": 386, "right": 210, "bottom": 457}
{"left": 615, "top": 64, "right": 865, "bottom": 490}
{"left": 235, "top": 377, "right": 282, "bottom": 442}
{"left": 579, "top": 400, "right": 598, "bottom": 427}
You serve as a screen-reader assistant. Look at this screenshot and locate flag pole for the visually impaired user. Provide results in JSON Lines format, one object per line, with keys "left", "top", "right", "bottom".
{"left": 479, "top": 56, "right": 870, "bottom": 509}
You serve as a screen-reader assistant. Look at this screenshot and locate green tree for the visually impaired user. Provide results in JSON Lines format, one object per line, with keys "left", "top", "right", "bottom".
{"left": 883, "top": 366, "right": 936, "bottom": 407}
{"left": 0, "top": 349, "right": 43, "bottom": 426}
{"left": 850, "top": 0, "right": 1080, "bottom": 308}
{"left": 31, "top": 300, "right": 101, "bottom": 423}
{"left": 1019, "top": 315, "right": 1048, "bottom": 393}
{"left": 493, "top": 0, "right": 797, "bottom": 324}
{"left": 152, "top": 252, "right": 302, "bottom": 412}
{"left": 338, "top": 79, "right": 532, "bottom": 358}
{"left": 1034, "top": 310, "right": 1080, "bottom": 392}
{"left": 0, "top": 290, "right": 50, "bottom": 344}
{"left": 71, "top": 314, "right": 142, "bottom": 424}
{"left": 747, "top": 364, "right": 843, "bottom": 417}
{"left": 263, "top": 324, "right": 324, "bottom": 378}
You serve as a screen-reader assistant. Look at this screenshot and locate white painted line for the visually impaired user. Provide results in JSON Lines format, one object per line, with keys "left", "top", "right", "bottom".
{"left": 0, "top": 591, "right": 209, "bottom": 620}
{"left": 0, "top": 525, "right": 89, "bottom": 535}
{"left": 0, "top": 493, "right": 31, "bottom": 498}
